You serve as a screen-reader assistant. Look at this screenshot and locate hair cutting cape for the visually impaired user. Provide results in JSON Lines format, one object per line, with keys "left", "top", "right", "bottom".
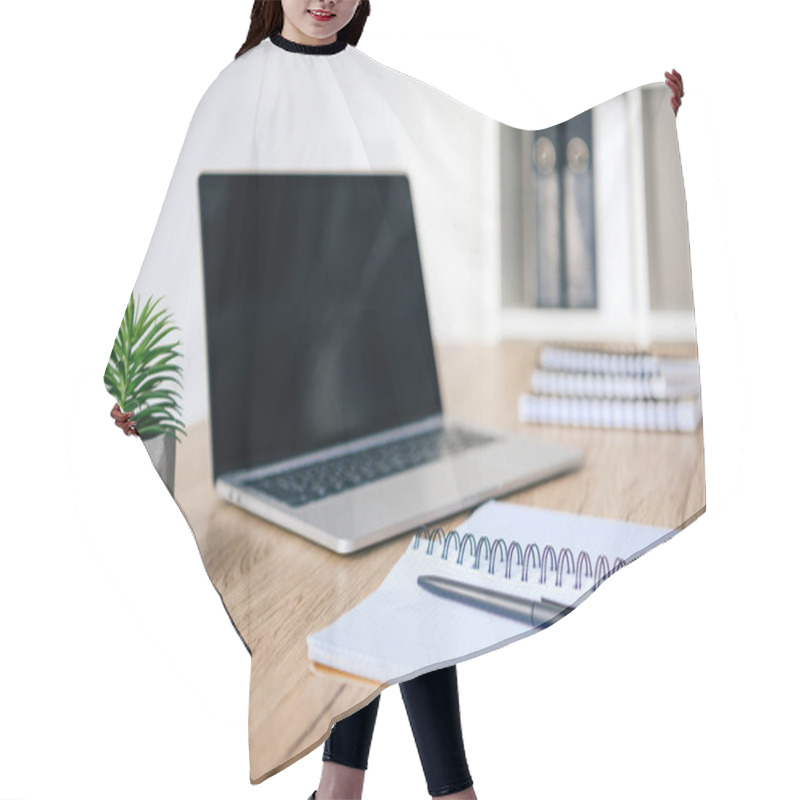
{"left": 104, "top": 32, "right": 704, "bottom": 783}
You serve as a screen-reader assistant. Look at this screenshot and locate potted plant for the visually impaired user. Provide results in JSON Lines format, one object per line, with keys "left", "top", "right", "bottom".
{"left": 104, "top": 293, "right": 187, "bottom": 496}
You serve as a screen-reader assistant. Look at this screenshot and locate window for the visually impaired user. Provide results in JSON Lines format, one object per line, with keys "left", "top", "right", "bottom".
{"left": 527, "top": 109, "right": 597, "bottom": 309}
{"left": 497, "top": 84, "right": 695, "bottom": 344}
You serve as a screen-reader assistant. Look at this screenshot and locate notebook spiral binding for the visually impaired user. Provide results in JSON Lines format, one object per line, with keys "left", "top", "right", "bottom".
{"left": 412, "top": 525, "right": 626, "bottom": 592}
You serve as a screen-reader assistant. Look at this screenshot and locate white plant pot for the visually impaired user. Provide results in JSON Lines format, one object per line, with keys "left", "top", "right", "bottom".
{"left": 141, "top": 432, "right": 177, "bottom": 497}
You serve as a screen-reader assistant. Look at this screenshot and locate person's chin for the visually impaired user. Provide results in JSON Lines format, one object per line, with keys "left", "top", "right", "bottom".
{"left": 299, "top": 16, "right": 342, "bottom": 40}
{"left": 299, "top": 26, "right": 338, "bottom": 42}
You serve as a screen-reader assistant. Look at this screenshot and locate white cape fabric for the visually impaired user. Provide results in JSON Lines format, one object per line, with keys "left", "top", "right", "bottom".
{"left": 104, "top": 33, "right": 704, "bottom": 782}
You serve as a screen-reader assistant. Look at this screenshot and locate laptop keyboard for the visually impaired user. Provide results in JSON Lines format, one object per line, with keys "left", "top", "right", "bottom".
{"left": 243, "top": 426, "right": 495, "bottom": 508}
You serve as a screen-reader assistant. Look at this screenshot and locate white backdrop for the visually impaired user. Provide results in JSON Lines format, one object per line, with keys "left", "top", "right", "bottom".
{"left": 1, "top": 2, "right": 796, "bottom": 799}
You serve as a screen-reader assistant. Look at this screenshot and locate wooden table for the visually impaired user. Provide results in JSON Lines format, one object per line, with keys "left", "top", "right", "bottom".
{"left": 174, "top": 340, "right": 705, "bottom": 784}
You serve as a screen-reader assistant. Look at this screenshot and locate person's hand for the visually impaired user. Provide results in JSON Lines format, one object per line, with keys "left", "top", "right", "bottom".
{"left": 111, "top": 402, "right": 139, "bottom": 436}
{"left": 665, "top": 68, "right": 684, "bottom": 116}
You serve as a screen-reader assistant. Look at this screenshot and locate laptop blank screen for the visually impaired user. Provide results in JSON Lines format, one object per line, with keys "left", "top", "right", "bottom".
{"left": 199, "top": 173, "right": 442, "bottom": 479}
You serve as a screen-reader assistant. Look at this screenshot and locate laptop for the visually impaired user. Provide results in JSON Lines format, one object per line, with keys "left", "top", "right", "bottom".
{"left": 197, "top": 172, "right": 583, "bottom": 554}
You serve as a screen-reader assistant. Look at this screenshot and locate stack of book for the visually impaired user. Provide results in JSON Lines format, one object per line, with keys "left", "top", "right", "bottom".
{"left": 517, "top": 345, "right": 702, "bottom": 432}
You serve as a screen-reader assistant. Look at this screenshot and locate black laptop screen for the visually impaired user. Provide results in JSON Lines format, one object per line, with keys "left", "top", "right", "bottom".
{"left": 198, "top": 173, "right": 443, "bottom": 479}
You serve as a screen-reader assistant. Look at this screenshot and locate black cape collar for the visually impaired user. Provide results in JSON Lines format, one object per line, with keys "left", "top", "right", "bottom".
{"left": 269, "top": 31, "right": 348, "bottom": 56}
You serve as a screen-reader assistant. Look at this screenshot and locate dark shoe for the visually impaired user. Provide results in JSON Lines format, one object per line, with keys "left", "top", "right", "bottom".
{"left": 307, "top": 793, "right": 316, "bottom": 800}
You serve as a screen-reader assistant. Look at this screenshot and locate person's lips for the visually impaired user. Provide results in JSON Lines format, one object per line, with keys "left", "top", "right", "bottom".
{"left": 308, "top": 9, "right": 335, "bottom": 21}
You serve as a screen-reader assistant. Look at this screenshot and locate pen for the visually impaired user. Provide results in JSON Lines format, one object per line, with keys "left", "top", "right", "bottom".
{"left": 417, "top": 575, "right": 573, "bottom": 628}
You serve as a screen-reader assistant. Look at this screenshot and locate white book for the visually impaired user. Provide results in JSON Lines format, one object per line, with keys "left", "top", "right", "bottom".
{"left": 531, "top": 368, "right": 700, "bottom": 400}
{"left": 517, "top": 393, "right": 702, "bottom": 432}
{"left": 307, "top": 500, "right": 674, "bottom": 684}
{"left": 539, "top": 345, "right": 700, "bottom": 381}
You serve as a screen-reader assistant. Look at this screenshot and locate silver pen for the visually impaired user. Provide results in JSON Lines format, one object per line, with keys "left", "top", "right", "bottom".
{"left": 417, "top": 574, "right": 573, "bottom": 628}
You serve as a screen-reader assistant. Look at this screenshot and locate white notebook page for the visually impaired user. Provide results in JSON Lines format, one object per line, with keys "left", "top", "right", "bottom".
{"left": 307, "top": 500, "right": 674, "bottom": 683}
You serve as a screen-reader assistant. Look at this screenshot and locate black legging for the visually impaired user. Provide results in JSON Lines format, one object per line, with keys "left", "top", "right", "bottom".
{"left": 323, "top": 665, "right": 473, "bottom": 797}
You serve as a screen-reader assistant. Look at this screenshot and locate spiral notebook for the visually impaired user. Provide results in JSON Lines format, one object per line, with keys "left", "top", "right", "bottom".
{"left": 538, "top": 346, "right": 700, "bottom": 379}
{"left": 307, "top": 500, "right": 675, "bottom": 683}
{"left": 518, "top": 393, "right": 702, "bottom": 432}
{"left": 519, "top": 345, "right": 702, "bottom": 432}
{"left": 530, "top": 368, "right": 700, "bottom": 400}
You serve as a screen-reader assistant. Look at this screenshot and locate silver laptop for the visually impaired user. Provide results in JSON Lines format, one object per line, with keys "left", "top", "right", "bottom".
{"left": 198, "top": 172, "right": 583, "bottom": 554}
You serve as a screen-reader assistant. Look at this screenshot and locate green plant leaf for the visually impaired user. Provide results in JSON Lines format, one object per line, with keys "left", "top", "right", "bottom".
{"left": 104, "top": 292, "right": 186, "bottom": 440}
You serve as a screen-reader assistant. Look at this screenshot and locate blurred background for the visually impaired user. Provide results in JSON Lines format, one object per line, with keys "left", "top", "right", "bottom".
{"left": 125, "top": 78, "right": 694, "bottom": 430}
{"left": 499, "top": 83, "right": 694, "bottom": 344}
